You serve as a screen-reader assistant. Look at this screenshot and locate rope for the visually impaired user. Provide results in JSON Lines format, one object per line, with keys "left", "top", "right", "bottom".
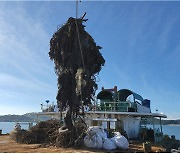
{"left": 75, "top": 19, "right": 85, "bottom": 71}
{"left": 75, "top": 19, "right": 86, "bottom": 113}
{"left": 76, "top": 0, "right": 78, "bottom": 19}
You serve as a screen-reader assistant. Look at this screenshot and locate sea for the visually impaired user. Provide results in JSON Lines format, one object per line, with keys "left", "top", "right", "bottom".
{"left": 0, "top": 122, "right": 36, "bottom": 134}
{"left": 0, "top": 122, "right": 180, "bottom": 140}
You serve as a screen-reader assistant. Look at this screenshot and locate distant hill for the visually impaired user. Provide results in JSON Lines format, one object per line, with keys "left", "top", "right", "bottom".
{"left": 150, "top": 118, "right": 180, "bottom": 125}
{"left": 0, "top": 113, "right": 179, "bottom": 125}
{"left": 0, "top": 114, "right": 33, "bottom": 122}
{"left": 0, "top": 113, "right": 52, "bottom": 122}
{"left": 140, "top": 118, "right": 180, "bottom": 125}
{"left": 162, "top": 119, "right": 180, "bottom": 125}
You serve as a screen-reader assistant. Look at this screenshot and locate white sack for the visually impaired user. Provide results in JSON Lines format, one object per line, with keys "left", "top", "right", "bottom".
{"left": 84, "top": 133, "right": 103, "bottom": 149}
{"left": 111, "top": 135, "right": 129, "bottom": 150}
{"left": 102, "top": 138, "right": 117, "bottom": 150}
{"left": 87, "top": 126, "right": 107, "bottom": 139}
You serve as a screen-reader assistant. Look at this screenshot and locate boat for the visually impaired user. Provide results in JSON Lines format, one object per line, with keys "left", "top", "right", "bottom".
{"left": 37, "top": 86, "right": 167, "bottom": 143}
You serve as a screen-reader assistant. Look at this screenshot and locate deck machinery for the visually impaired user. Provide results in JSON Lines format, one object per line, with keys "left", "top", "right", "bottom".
{"left": 94, "top": 86, "right": 151, "bottom": 113}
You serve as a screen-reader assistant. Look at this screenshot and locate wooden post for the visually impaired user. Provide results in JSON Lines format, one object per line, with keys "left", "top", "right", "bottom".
{"left": 107, "top": 121, "right": 110, "bottom": 137}
{"left": 143, "top": 142, "right": 152, "bottom": 152}
{"left": 107, "top": 114, "right": 111, "bottom": 137}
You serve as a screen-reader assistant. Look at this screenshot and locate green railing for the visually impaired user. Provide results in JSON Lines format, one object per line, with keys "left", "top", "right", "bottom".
{"left": 97, "top": 101, "right": 137, "bottom": 112}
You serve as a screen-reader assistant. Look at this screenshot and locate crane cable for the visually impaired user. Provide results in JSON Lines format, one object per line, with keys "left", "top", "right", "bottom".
{"left": 75, "top": 19, "right": 85, "bottom": 71}
{"left": 75, "top": 0, "right": 86, "bottom": 115}
{"left": 75, "top": 19, "right": 86, "bottom": 111}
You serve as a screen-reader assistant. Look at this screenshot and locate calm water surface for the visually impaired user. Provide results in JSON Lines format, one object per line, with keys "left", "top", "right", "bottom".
{"left": 0, "top": 122, "right": 36, "bottom": 134}
{"left": 162, "top": 125, "right": 180, "bottom": 140}
{"left": 0, "top": 122, "right": 179, "bottom": 140}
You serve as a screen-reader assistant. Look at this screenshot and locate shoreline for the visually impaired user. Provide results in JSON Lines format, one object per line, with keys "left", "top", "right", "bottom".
{"left": 163, "top": 124, "right": 180, "bottom": 126}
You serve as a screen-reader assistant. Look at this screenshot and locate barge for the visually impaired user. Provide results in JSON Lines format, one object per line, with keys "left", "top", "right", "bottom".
{"left": 37, "top": 86, "right": 167, "bottom": 143}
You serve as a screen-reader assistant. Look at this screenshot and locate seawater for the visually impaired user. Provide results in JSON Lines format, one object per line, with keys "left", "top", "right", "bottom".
{"left": 162, "top": 125, "right": 180, "bottom": 140}
{"left": 0, "top": 122, "right": 179, "bottom": 140}
{"left": 0, "top": 122, "right": 36, "bottom": 134}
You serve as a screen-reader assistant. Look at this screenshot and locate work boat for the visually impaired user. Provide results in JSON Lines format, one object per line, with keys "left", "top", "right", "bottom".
{"left": 38, "top": 86, "right": 167, "bottom": 143}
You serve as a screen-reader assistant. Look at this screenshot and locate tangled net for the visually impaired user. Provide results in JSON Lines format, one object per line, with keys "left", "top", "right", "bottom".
{"left": 49, "top": 17, "right": 105, "bottom": 129}
{"left": 10, "top": 119, "right": 87, "bottom": 148}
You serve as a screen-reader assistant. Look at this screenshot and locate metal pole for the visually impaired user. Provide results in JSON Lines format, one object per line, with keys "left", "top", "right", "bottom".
{"left": 160, "top": 117, "right": 163, "bottom": 141}
{"left": 76, "top": 0, "right": 78, "bottom": 18}
{"left": 160, "top": 117, "right": 162, "bottom": 133}
{"left": 152, "top": 117, "right": 155, "bottom": 142}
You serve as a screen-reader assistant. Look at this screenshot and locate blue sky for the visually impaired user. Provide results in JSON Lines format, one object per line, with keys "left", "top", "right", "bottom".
{"left": 0, "top": 1, "right": 180, "bottom": 119}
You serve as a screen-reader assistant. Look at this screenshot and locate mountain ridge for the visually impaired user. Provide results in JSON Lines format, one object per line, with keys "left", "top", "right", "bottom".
{"left": 0, "top": 113, "right": 179, "bottom": 124}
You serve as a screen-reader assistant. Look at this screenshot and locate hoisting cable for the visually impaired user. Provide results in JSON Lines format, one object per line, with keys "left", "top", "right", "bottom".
{"left": 75, "top": 0, "right": 85, "bottom": 71}
{"left": 75, "top": 18, "right": 85, "bottom": 114}
{"left": 75, "top": 0, "right": 89, "bottom": 118}
{"left": 75, "top": 19, "right": 85, "bottom": 71}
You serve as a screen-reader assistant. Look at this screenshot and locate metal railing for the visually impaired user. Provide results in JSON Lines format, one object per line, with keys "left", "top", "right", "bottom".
{"left": 90, "top": 101, "right": 137, "bottom": 112}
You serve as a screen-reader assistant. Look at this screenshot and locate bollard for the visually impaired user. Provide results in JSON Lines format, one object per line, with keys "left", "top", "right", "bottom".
{"left": 143, "top": 142, "right": 152, "bottom": 153}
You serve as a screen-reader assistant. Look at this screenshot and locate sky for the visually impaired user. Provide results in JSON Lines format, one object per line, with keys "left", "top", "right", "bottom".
{"left": 0, "top": 1, "right": 180, "bottom": 119}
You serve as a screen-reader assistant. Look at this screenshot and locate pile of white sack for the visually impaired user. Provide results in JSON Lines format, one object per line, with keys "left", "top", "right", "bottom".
{"left": 84, "top": 126, "right": 129, "bottom": 150}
